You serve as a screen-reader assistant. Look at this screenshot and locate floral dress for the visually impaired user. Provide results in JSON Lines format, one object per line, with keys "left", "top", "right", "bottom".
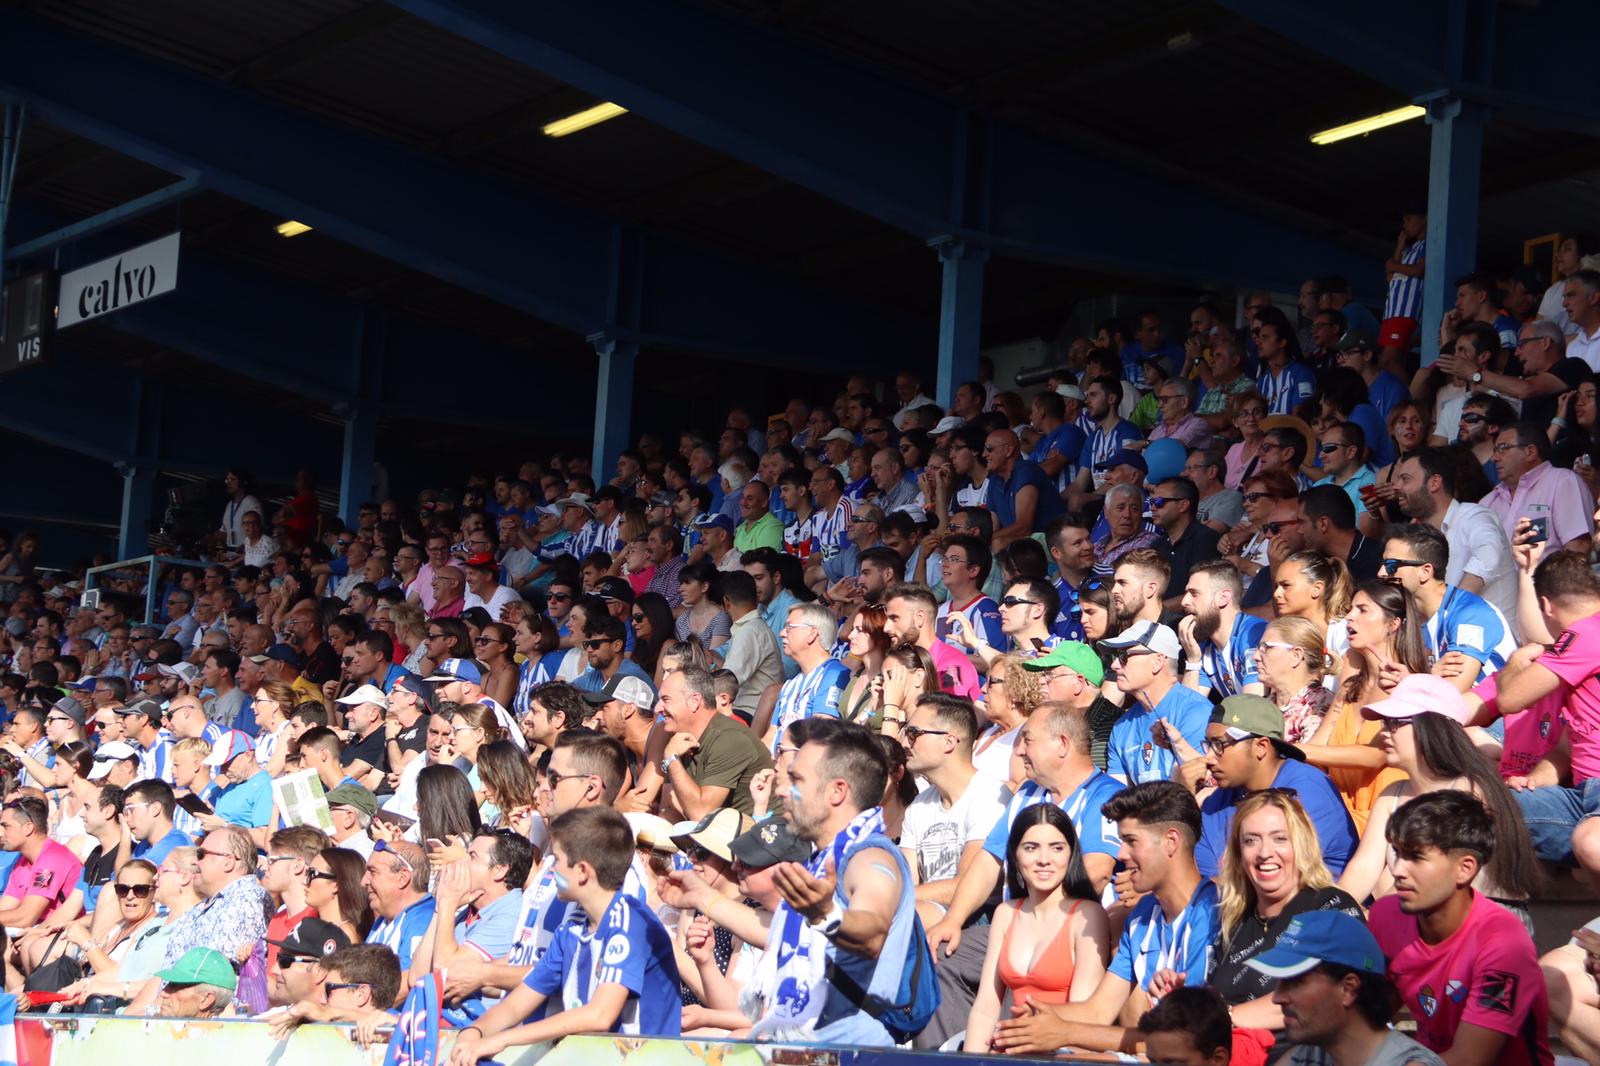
{"left": 1280, "top": 683, "right": 1333, "bottom": 745}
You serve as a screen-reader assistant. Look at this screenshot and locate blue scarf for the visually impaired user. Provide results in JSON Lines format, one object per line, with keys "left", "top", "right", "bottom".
{"left": 386, "top": 973, "right": 442, "bottom": 1066}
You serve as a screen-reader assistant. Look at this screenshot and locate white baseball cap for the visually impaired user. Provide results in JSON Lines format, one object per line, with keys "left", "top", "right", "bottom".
{"left": 1099, "top": 621, "right": 1182, "bottom": 660}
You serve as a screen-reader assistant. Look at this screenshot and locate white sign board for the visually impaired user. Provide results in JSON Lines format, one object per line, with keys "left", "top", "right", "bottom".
{"left": 57, "top": 231, "right": 181, "bottom": 329}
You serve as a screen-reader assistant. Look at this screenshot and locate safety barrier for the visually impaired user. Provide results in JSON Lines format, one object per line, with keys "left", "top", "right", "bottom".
{"left": 82, "top": 554, "right": 207, "bottom": 624}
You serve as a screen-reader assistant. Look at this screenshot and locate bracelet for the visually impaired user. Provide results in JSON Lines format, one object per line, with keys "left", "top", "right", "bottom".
{"left": 1553, "top": 417, "right": 1569, "bottom": 429}
{"left": 461, "top": 1026, "right": 483, "bottom": 1039}
{"left": 1183, "top": 664, "right": 1202, "bottom": 673}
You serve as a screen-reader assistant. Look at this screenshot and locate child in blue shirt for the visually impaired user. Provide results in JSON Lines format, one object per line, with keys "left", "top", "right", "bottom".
{"left": 448, "top": 808, "right": 680, "bottom": 1064}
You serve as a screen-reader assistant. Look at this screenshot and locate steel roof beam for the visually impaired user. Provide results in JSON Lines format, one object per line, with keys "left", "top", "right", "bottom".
{"left": 389, "top": 0, "right": 1378, "bottom": 291}
{"left": 0, "top": 10, "right": 914, "bottom": 368}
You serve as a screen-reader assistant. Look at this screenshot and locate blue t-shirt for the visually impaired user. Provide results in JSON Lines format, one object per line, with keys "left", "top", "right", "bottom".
{"left": 524, "top": 890, "right": 682, "bottom": 1037}
{"left": 211, "top": 769, "right": 274, "bottom": 828}
{"left": 1255, "top": 361, "right": 1317, "bottom": 416}
{"left": 1195, "top": 760, "right": 1358, "bottom": 878}
{"left": 1367, "top": 371, "right": 1408, "bottom": 420}
{"left": 1109, "top": 879, "right": 1220, "bottom": 992}
{"left": 1032, "top": 424, "right": 1087, "bottom": 491}
{"left": 132, "top": 827, "right": 193, "bottom": 867}
{"left": 443, "top": 888, "right": 526, "bottom": 1025}
{"left": 571, "top": 659, "right": 655, "bottom": 695}
{"left": 937, "top": 595, "right": 1004, "bottom": 650}
{"left": 981, "top": 774, "right": 1123, "bottom": 887}
{"left": 1199, "top": 613, "right": 1267, "bottom": 698}
{"left": 1108, "top": 684, "right": 1213, "bottom": 784}
{"left": 986, "top": 459, "right": 1066, "bottom": 535}
{"left": 1425, "top": 586, "right": 1516, "bottom": 685}
{"left": 769, "top": 659, "right": 850, "bottom": 753}
{"left": 367, "top": 894, "right": 436, "bottom": 972}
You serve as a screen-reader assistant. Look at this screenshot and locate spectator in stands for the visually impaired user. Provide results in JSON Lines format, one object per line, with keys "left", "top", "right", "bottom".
{"left": 983, "top": 428, "right": 1064, "bottom": 549}
{"left": 657, "top": 664, "right": 771, "bottom": 820}
{"left": 1253, "top": 308, "right": 1313, "bottom": 416}
{"left": 1102, "top": 621, "right": 1211, "bottom": 785}
{"left": 363, "top": 839, "right": 432, "bottom": 991}
{"left": 1565, "top": 268, "right": 1600, "bottom": 371}
{"left": 1393, "top": 447, "right": 1517, "bottom": 627}
{"left": 1246, "top": 911, "right": 1444, "bottom": 1066}
{"left": 1136, "top": 987, "right": 1236, "bottom": 1066}
{"left": 1182, "top": 449, "right": 1244, "bottom": 532}
{"left": 1311, "top": 421, "right": 1376, "bottom": 509}
{"left": 1368, "top": 790, "right": 1551, "bottom": 1065}
{"left": 1177, "top": 560, "right": 1267, "bottom": 700}
{"left": 1483, "top": 421, "right": 1595, "bottom": 555}
{"left": 1379, "top": 523, "right": 1514, "bottom": 692}
{"left": 990, "top": 781, "right": 1216, "bottom": 1056}
{"left": 1150, "top": 477, "right": 1218, "bottom": 606}
{"left": 1092, "top": 483, "right": 1164, "bottom": 580}
{"left": 883, "top": 583, "right": 980, "bottom": 703}
{"left": 1067, "top": 378, "right": 1141, "bottom": 512}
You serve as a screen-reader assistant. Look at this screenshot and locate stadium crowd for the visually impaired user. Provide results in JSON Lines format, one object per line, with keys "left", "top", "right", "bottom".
{"left": 7, "top": 238, "right": 1600, "bottom": 1064}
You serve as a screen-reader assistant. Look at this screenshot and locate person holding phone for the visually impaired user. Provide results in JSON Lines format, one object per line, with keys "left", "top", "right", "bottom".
{"left": 1482, "top": 422, "right": 1595, "bottom": 557}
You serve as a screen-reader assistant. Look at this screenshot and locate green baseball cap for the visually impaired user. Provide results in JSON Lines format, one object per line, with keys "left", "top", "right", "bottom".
{"left": 325, "top": 782, "right": 378, "bottom": 819}
{"left": 1019, "top": 641, "right": 1104, "bottom": 686}
{"left": 1215, "top": 695, "right": 1304, "bottom": 761}
{"left": 156, "top": 947, "right": 238, "bottom": 991}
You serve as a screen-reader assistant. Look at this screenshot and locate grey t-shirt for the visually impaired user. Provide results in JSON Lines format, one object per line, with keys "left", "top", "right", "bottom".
{"left": 1197, "top": 488, "right": 1245, "bottom": 529}
{"left": 1287, "top": 1030, "right": 1446, "bottom": 1066}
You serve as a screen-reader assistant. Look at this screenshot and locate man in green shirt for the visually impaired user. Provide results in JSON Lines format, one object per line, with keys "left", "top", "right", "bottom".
{"left": 733, "top": 479, "right": 783, "bottom": 553}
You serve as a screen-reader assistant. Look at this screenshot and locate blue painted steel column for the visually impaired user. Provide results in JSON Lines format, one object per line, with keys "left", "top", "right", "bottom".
{"left": 116, "top": 380, "right": 162, "bottom": 559}
{"left": 0, "top": 104, "right": 23, "bottom": 273}
{"left": 1418, "top": 97, "right": 1485, "bottom": 367}
{"left": 590, "top": 332, "right": 637, "bottom": 482}
{"left": 337, "top": 309, "right": 385, "bottom": 527}
{"left": 932, "top": 238, "right": 989, "bottom": 408}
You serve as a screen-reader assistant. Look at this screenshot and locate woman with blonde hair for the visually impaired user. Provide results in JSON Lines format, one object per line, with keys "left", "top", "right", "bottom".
{"left": 1253, "top": 616, "right": 1335, "bottom": 745}
{"left": 391, "top": 601, "right": 429, "bottom": 674}
{"left": 973, "top": 654, "right": 1041, "bottom": 787}
{"left": 1301, "top": 581, "right": 1425, "bottom": 831}
{"left": 1201, "top": 791, "right": 1362, "bottom": 1031}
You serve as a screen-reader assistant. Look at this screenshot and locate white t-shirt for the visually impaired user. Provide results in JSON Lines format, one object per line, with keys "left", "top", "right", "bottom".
{"left": 899, "top": 775, "right": 1010, "bottom": 884}
{"left": 465, "top": 583, "right": 521, "bottom": 619}
{"left": 972, "top": 723, "right": 1020, "bottom": 784}
{"left": 220, "top": 495, "right": 263, "bottom": 548}
{"left": 1540, "top": 280, "right": 1572, "bottom": 335}
{"left": 1433, "top": 382, "right": 1466, "bottom": 443}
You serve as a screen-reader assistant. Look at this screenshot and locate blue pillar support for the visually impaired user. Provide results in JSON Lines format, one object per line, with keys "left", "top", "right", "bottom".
{"left": 336, "top": 309, "right": 386, "bottom": 527}
{"left": 0, "top": 104, "right": 23, "bottom": 274}
{"left": 931, "top": 238, "right": 989, "bottom": 408}
{"left": 1418, "top": 96, "right": 1486, "bottom": 367}
{"left": 590, "top": 332, "right": 638, "bottom": 482}
{"left": 116, "top": 380, "right": 162, "bottom": 560}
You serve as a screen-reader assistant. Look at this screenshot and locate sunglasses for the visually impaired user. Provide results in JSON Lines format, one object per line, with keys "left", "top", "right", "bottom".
{"left": 581, "top": 638, "right": 613, "bottom": 650}
{"left": 1317, "top": 443, "right": 1346, "bottom": 454}
{"left": 473, "top": 636, "right": 502, "bottom": 645}
{"left": 548, "top": 592, "right": 572, "bottom": 602}
{"left": 112, "top": 883, "right": 154, "bottom": 900}
{"left": 1380, "top": 718, "right": 1411, "bottom": 733}
{"left": 324, "top": 981, "right": 368, "bottom": 994}
{"left": 307, "top": 869, "right": 338, "bottom": 882}
{"left": 1459, "top": 413, "right": 1486, "bottom": 425}
{"left": 1263, "top": 519, "right": 1300, "bottom": 535}
{"left": 1112, "top": 649, "right": 1157, "bottom": 667}
{"left": 631, "top": 613, "right": 646, "bottom": 624}
{"left": 998, "top": 596, "right": 1038, "bottom": 608}
{"left": 683, "top": 845, "right": 717, "bottom": 865}
{"left": 1242, "top": 491, "right": 1272, "bottom": 503}
{"left": 276, "top": 953, "right": 317, "bottom": 969}
{"left": 1380, "top": 557, "right": 1427, "bottom": 576}
{"left": 1148, "top": 496, "right": 1167, "bottom": 509}
{"left": 901, "top": 725, "right": 951, "bottom": 744}
{"left": 372, "top": 839, "right": 415, "bottom": 875}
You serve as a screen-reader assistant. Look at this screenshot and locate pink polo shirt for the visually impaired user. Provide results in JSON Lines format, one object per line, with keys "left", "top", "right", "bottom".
{"left": 1472, "top": 674, "right": 1565, "bottom": 780}
{"left": 3, "top": 839, "right": 83, "bottom": 920}
{"left": 929, "top": 639, "right": 982, "bottom": 702}
{"left": 1482, "top": 461, "right": 1594, "bottom": 551}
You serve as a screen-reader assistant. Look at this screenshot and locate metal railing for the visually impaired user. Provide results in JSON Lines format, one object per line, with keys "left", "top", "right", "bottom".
{"left": 83, "top": 554, "right": 209, "bottom": 624}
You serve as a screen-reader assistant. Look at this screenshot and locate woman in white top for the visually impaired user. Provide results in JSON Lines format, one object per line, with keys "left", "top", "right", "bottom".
{"left": 236, "top": 510, "right": 279, "bottom": 569}
{"left": 252, "top": 680, "right": 298, "bottom": 777}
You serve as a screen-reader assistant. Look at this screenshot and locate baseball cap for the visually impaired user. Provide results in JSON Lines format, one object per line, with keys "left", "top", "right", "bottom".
{"left": 692, "top": 512, "right": 735, "bottom": 535}
{"left": 1336, "top": 331, "right": 1377, "bottom": 353}
{"left": 269, "top": 917, "right": 352, "bottom": 962}
{"left": 203, "top": 729, "right": 256, "bottom": 768}
{"left": 1359, "top": 673, "right": 1471, "bottom": 725}
{"left": 132, "top": 667, "right": 162, "bottom": 682}
{"left": 1214, "top": 694, "right": 1304, "bottom": 761}
{"left": 335, "top": 684, "right": 389, "bottom": 710}
{"left": 1056, "top": 384, "right": 1085, "bottom": 402}
{"left": 50, "top": 697, "right": 86, "bottom": 726}
{"left": 463, "top": 552, "right": 497, "bottom": 570}
{"left": 88, "top": 741, "right": 139, "bottom": 780}
{"left": 648, "top": 491, "right": 675, "bottom": 509}
{"left": 931, "top": 415, "right": 966, "bottom": 435}
{"left": 595, "top": 576, "right": 635, "bottom": 604}
{"left": 1019, "top": 641, "right": 1105, "bottom": 686}
{"left": 324, "top": 782, "right": 378, "bottom": 819}
{"left": 266, "top": 644, "right": 304, "bottom": 669}
{"left": 157, "top": 662, "right": 199, "bottom": 685}
{"left": 557, "top": 494, "right": 595, "bottom": 516}
{"left": 729, "top": 817, "right": 814, "bottom": 867}
{"left": 818, "top": 427, "right": 856, "bottom": 445}
{"left": 1094, "top": 448, "right": 1148, "bottom": 474}
{"left": 70, "top": 676, "right": 98, "bottom": 692}
{"left": 1100, "top": 621, "right": 1182, "bottom": 660}
{"left": 580, "top": 673, "right": 656, "bottom": 711}
{"left": 670, "top": 808, "right": 754, "bottom": 864}
{"left": 157, "top": 947, "right": 238, "bottom": 991}
{"left": 245, "top": 653, "right": 272, "bottom": 666}
{"left": 424, "top": 658, "right": 482, "bottom": 684}
{"left": 1244, "top": 911, "right": 1387, "bottom": 978}
{"left": 114, "top": 698, "right": 163, "bottom": 722}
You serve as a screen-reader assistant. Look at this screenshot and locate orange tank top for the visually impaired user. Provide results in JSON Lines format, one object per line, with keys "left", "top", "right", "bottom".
{"left": 995, "top": 899, "right": 1082, "bottom": 1009}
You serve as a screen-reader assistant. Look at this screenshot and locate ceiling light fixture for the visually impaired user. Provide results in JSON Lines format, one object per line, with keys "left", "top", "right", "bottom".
{"left": 1310, "top": 104, "right": 1426, "bottom": 146}
{"left": 275, "top": 220, "right": 313, "bottom": 237}
{"left": 542, "top": 102, "right": 627, "bottom": 138}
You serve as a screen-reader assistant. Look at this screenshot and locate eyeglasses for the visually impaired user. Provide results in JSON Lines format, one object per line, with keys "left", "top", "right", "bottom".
{"left": 901, "top": 724, "right": 951, "bottom": 744}
{"left": 1491, "top": 442, "right": 1522, "bottom": 454}
{"left": 998, "top": 596, "right": 1038, "bottom": 608}
{"left": 1237, "top": 409, "right": 1265, "bottom": 420}
{"left": 426, "top": 632, "right": 448, "bottom": 641}
{"left": 265, "top": 854, "right": 300, "bottom": 866}
{"left": 1242, "top": 491, "right": 1273, "bottom": 503}
{"left": 1263, "top": 519, "right": 1300, "bottom": 535}
{"left": 1379, "top": 717, "right": 1411, "bottom": 733}
{"left": 1203, "top": 734, "right": 1251, "bottom": 755}
{"left": 474, "top": 636, "right": 503, "bottom": 646}
{"left": 544, "top": 769, "right": 590, "bottom": 790}
{"left": 372, "top": 839, "right": 415, "bottom": 875}
{"left": 1380, "top": 557, "right": 1427, "bottom": 576}
{"left": 112, "top": 883, "right": 154, "bottom": 900}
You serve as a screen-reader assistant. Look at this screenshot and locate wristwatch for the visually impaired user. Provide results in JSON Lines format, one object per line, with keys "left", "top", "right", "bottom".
{"left": 809, "top": 907, "right": 843, "bottom": 938}
{"left": 1471, "top": 371, "right": 1484, "bottom": 384}
{"left": 660, "top": 754, "right": 680, "bottom": 775}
